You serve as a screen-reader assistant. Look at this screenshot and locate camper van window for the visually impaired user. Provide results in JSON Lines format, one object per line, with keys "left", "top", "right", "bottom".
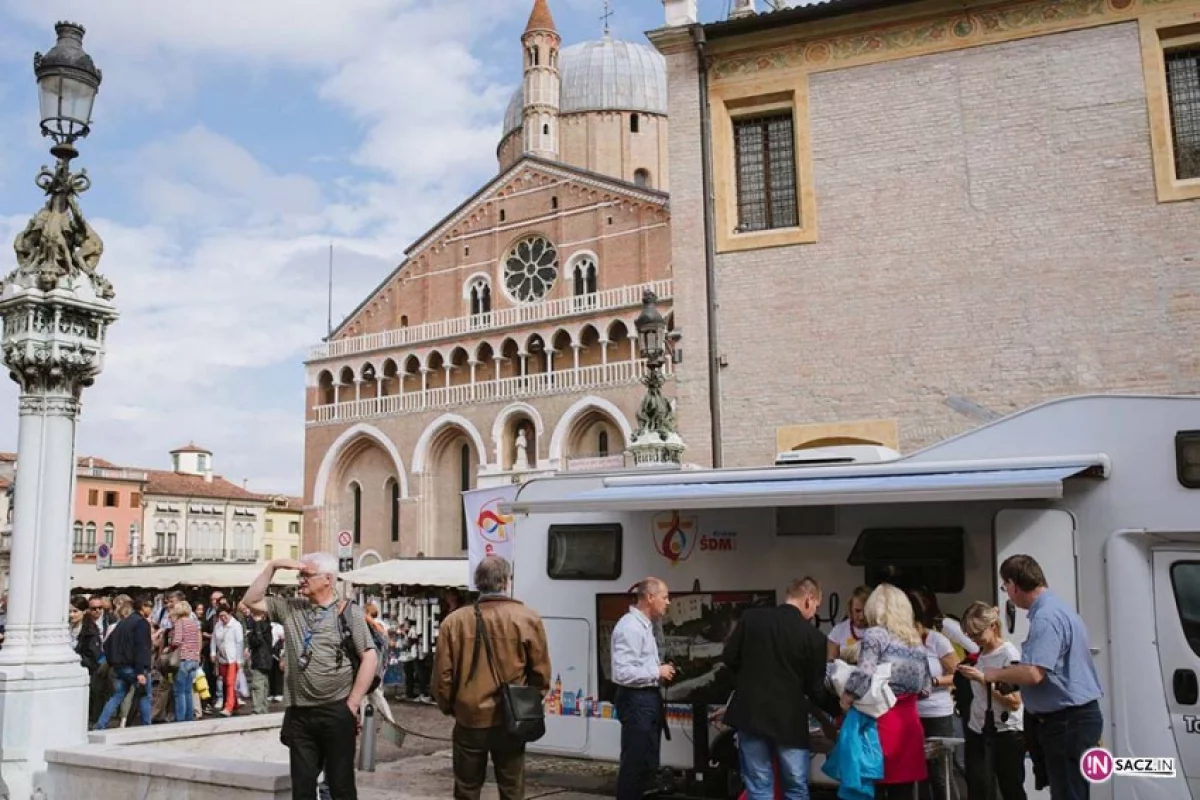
{"left": 1170, "top": 562, "right": 1200, "bottom": 657}
{"left": 847, "top": 527, "right": 965, "bottom": 593}
{"left": 547, "top": 523, "right": 622, "bottom": 580}
{"left": 1175, "top": 430, "right": 1200, "bottom": 488}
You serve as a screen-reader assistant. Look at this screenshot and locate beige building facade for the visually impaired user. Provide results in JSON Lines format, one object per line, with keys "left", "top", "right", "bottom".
{"left": 303, "top": 0, "right": 674, "bottom": 561}
{"left": 263, "top": 496, "right": 303, "bottom": 563}
{"left": 652, "top": 0, "right": 1200, "bottom": 468}
{"left": 141, "top": 444, "right": 271, "bottom": 564}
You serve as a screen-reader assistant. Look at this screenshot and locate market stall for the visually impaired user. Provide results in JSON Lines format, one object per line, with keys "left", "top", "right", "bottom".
{"left": 338, "top": 558, "right": 474, "bottom": 699}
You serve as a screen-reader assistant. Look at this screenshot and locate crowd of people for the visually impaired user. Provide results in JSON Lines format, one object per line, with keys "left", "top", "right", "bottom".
{"left": 68, "top": 588, "right": 288, "bottom": 728}
{"left": 61, "top": 551, "right": 1102, "bottom": 800}
{"left": 608, "top": 554, "right": 1104, "bottom": 800}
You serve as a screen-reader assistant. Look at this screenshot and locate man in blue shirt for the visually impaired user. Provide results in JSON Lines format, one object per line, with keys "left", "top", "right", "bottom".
{"left": 981, "top": 555, "right": 1103, "bottom": 800}
{"left": 611, "top": 577, "right": 675, "bottom": 800}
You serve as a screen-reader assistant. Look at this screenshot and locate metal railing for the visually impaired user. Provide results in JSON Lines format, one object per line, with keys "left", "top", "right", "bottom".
{"left": 309, "top": 358, "right": 661, "bottom": 425}
{"left": 309, "top": 279, "right": 672, "bottom": 361}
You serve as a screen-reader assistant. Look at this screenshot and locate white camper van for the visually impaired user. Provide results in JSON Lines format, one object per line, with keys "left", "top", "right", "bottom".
{"left": 504, "top": 394, "right": 1200, "bottom": 800}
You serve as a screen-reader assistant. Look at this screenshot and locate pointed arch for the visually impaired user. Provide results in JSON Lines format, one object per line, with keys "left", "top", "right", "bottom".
{"left": 549, "top": 395, "right": 634, "bottom": 463}
{"left": 312, "top": 423, "right": 410, "bottom": 509}
{"left": 412, "top": 413, "right": 489, "bottom": 474}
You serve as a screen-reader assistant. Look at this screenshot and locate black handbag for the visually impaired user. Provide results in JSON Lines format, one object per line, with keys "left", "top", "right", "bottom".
{"left": 470, "top": 602, "right": 546, "bottom": 743}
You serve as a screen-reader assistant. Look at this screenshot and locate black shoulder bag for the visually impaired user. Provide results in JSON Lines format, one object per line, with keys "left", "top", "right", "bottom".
{"left": 470, "top": 602, "right": 546, "bottom": 743}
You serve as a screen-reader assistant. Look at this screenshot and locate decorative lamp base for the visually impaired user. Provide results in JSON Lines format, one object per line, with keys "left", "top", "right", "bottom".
{"left": 628, "top": 430, "right": 686, "bottom": 468}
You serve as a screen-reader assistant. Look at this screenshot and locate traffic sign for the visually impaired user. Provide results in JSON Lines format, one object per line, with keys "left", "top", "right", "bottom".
{"left": 338, "top": 557, "right": 353, "bottom": 573}
{"left": 337, "top": 530, "right": 353, "bottom": 559}
{"left": 96, "top": 543, "right": 111, "bottom": 570}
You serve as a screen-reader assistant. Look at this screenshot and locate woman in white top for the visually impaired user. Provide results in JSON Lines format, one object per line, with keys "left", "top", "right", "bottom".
{"left": 210, "top": 605, "right": 244, "bottom": 717}
{"left": 827, "top": 585, "right": 871, "bottom": 661}
{"left": 956, "top": 602, "right": 1027, "bottom": 800}
{"left": 906, "top": 589, "right": 963, "bottom": 800}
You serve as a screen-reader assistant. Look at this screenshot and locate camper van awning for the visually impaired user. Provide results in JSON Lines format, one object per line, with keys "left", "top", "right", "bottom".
{"left": 507, "top": 465, "right": 1100, "bottom": 514}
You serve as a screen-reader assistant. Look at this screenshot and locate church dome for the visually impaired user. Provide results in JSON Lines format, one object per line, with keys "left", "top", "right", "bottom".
{"left": 501, "top": 37, "right": 667, "bottom": 142}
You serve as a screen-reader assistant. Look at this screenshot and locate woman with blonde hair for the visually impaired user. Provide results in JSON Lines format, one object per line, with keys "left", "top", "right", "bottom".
{"left": 839, "top": 583, "right": 932, "bottom": 799}
{"left": 827, "top": 585, "right": 871, "bottom": 661}
{"left": 166, "top": 601, "right": 201, "bottom": 722}
{"left": 955, "top": 602, "right": 1026, "bottom": 800}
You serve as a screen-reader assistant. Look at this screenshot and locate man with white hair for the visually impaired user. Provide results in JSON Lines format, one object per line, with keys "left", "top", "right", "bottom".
{"left": 245, "top": 553, "right": 378, "bottom": 800}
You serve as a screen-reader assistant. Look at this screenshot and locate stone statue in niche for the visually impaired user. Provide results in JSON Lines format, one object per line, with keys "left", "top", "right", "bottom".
{"left": 514, "top": 427, "right": 530, "bottom": 472}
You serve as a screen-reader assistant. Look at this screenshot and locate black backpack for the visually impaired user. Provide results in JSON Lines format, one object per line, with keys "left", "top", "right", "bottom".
{"left": 336, "top": 600, "right": 387, "bottom": 694}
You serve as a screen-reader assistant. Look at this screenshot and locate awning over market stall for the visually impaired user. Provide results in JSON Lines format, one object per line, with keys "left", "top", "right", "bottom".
{"left": 70, "top": 562, "right": 299, "bottom": 591}
{"left": 339, "top": 558, "right": 469, "bottom": 588}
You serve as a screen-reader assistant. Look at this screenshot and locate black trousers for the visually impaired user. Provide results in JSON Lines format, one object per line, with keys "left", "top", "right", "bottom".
{"left": 1032, "top": 701, "right": 1103, "bottom": 800}
{"left": 920, "top": 714, "right": 965, "bottom": 800}
{"left": 452, "top": 724, "right": 526, "bottom": 800}
{"left": 615, "top": 687, "right": 662, "bottom": 800}
{"left": 281, "top": 701, "right": 359, "bottom": 800}
{"left": 964, "top": 728, "right": 1027, "bottom": 800}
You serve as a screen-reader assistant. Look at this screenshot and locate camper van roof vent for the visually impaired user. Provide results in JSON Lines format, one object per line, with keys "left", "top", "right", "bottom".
{"left": 774, "top": 445, "right": 900, "bottom": 467}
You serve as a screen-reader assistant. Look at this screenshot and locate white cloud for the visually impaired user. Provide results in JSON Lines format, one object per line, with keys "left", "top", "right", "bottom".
{"left": 0, "top": 0, "right": 535, "bottom": 493}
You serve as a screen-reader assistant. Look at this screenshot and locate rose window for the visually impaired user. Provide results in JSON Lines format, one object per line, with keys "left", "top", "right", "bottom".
{"left": 504, "top": 236, "right": 558, "bottom": 303}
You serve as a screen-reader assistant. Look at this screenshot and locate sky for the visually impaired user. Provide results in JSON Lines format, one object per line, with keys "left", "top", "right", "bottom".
{"left": 0, "top": 0, "right": 734, "bottom": 496}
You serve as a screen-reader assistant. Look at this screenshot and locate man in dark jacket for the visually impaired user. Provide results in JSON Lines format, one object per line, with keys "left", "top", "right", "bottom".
{"left": 93, "top": 597, "right": 154, "bottom": 729}
{"left": 722, "top": 577, "right": 840, "bottom": 800}
{"left": 244, "top": 606, "right": 275, "bottom": 714}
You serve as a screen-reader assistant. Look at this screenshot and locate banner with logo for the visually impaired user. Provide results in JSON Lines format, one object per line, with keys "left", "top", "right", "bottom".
{"left": 462, "top": 484, "right": 520, "bottom": 590}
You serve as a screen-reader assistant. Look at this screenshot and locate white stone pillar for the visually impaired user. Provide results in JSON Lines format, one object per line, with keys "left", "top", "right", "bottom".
{"left": 0, "top": 151, "right": 119, "bottom": 798}
{"left": 663, "top": 0, "right": 698, "bottom": 26}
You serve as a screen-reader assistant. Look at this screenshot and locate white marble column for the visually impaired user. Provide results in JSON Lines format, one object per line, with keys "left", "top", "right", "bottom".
{"left": 0, "top": 163, "right": 119, "bottom": 798}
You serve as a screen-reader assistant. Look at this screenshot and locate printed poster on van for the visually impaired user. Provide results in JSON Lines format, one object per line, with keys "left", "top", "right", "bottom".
{"left": 462, "top": 485, "right": 520, "bottom": 590}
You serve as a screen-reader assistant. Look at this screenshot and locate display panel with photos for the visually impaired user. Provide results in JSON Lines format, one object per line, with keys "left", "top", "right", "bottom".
{"left": 594, "top": 590, "right": 777, "bottom": 707}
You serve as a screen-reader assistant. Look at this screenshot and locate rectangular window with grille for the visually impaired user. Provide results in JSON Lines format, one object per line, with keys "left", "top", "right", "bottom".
{"left": 733, "top": 111, "right": 799, "bottom": 233}
{"left": 1166, "top": 44, "right": 1200, "bottom": 181}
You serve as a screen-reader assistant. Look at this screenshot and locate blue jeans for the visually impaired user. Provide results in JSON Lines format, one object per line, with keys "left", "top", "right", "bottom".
{"left": 739, "top": 732, "right": 811, "bottom": 800}
{"left": 96, "top": 666, "right": 152, "bottom": 728}
{"left": 1037, "top": 700, "right": 1104, "bottom": 800}
{"left": 174, "top": 660, "right": 199, "bottom": 722}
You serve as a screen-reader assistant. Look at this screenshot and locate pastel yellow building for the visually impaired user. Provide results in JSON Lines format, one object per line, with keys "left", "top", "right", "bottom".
{"left": 263, "top": 495, "right": 303, "bottom": 563}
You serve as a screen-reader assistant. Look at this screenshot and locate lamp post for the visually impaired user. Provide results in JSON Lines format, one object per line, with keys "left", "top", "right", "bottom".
{"left": 0, "top": 21, "right": 116, "bottom": 798}
{"left": 628, "top": 289, "right": 685, "bottom": 467}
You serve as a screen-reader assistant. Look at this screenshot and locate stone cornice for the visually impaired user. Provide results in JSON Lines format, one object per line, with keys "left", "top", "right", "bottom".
{"left": 647, "top": 26, "right": 697, "bottom": 55}
{"left": 709, "top": 0, "right": 1193, "bottom": 80}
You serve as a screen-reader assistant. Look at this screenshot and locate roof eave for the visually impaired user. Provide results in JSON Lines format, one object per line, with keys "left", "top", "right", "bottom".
{"left": 701, "top": 0, "right": 923, "bottom": 39}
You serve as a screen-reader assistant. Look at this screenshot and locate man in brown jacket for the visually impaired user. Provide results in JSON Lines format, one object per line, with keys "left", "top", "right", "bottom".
{"left": 435, "top": 555, "right": 551, "bottom": 800}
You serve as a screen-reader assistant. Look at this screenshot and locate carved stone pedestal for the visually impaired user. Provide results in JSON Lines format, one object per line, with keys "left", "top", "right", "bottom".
{"left": 0, "top": 152, "right": 117, "bottom": 799}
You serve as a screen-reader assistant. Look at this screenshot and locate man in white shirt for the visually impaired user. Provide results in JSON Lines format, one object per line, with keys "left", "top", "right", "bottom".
{"left": 611, "top": 577, "right": 676, "bottom": 800}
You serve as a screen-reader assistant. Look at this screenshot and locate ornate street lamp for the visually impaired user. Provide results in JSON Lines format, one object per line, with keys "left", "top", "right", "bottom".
{"left": 0, "top": 22, "right": 116, "bottom": 799}
{"left": 36, "top": 22, "right": 103, "bottom": 159}
{"left": 628, "top": 289, "right": 685, "bottom": 467}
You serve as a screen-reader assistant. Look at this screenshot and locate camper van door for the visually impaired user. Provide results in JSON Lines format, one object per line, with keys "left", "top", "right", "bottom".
{"left": 994, "top": 509, "right": 1078, "bottom": 642}
{"left": 1152, "top": 549, "right": 1200, "bottom": 793}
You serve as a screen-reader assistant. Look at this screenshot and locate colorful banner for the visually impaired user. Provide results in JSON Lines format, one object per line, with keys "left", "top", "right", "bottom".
{"left": 462, "top": 484, "right": 520, "bottom": 590}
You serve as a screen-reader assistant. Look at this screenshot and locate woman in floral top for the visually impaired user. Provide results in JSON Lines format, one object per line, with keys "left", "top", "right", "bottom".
{"left": 840, "top": 583, "right": 933, "bottom": 799}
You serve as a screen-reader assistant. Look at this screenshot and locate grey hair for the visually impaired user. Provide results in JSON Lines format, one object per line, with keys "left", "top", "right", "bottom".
{"left": 632, "top": 577, "right": 665, "bottom": 600}
{"left": 475, "top": 555, "right": 512, "bottom": 594}
{"left": 302, "top": 551, "right": 339, "bottom": 576}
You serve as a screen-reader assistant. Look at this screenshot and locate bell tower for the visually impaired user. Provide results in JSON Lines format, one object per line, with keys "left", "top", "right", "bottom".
{"left": 522, "top": 0, "right": 561, "bottom": 160}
